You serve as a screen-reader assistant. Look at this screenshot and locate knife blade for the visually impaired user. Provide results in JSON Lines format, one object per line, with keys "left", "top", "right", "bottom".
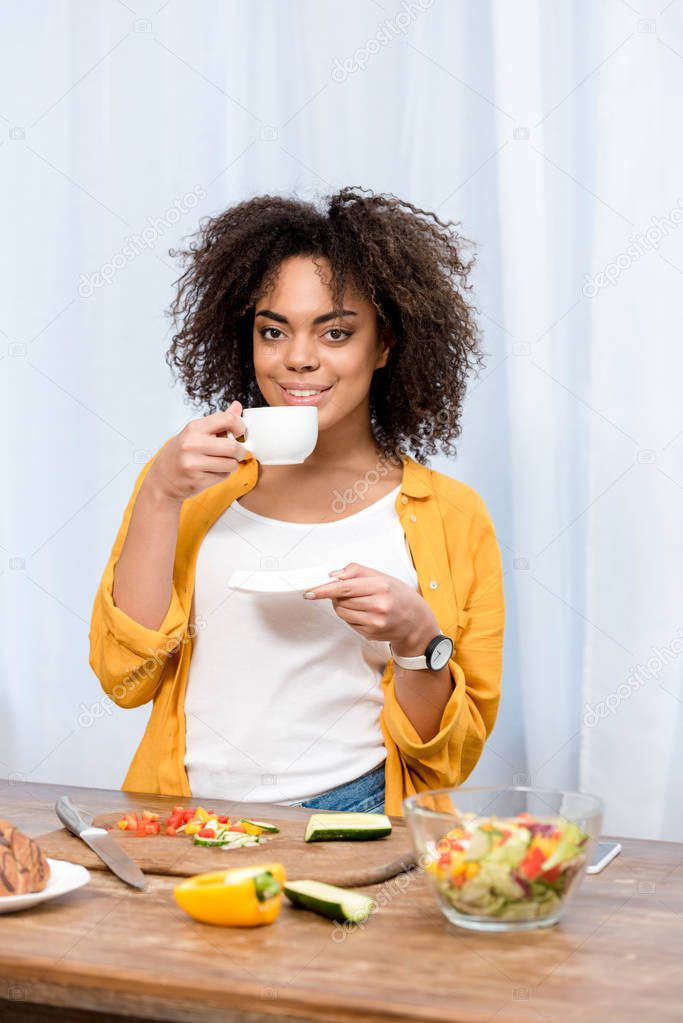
{"left": 55, "top": 795, "right": 147, "bottom": 891}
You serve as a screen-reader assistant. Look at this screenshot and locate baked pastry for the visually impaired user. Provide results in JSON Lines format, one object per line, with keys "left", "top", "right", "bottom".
{"left": 0, "top": 819, "right": 51, "bottom": 895}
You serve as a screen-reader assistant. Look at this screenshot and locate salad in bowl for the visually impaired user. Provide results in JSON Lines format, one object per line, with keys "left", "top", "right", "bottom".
{"left": 404, "top": 787, "right": 603, "bottom": 932}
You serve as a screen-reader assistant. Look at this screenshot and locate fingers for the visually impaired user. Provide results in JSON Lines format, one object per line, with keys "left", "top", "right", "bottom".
{"left": 199, "top": 434, "right": 251, "bottom": 460}
{"left": 195, "top": 454, "right": 243, "bottom": 475}
{"left": 308, "top": 577, "right": 379, "bottom": 599}
{"left": 195, "top": 401, "right": 246, "bottom": 439}
{"left": 332, "top": 605, "right": 372, "bottom": 628}
{"left": 331, "top": 594, "right": 383, "bottom": 612}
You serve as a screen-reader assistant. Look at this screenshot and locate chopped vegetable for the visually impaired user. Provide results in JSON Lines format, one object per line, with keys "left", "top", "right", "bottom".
{"left": 239, "top": 819, "right": 281, "bottom": 835}
{"left": 284, "top": 880, "right": 375, "bottom": 923}
{"left": 304, "top": 812, "right": 392, "bottom": 842}
{"left": 174, "top": 863, "right": 286, "bottom": 926}
{"left": 426, "top": 813, "right": 590, "bottom": 922}
{"left": 113, "top": 807, "right": 280, "bottom": 848}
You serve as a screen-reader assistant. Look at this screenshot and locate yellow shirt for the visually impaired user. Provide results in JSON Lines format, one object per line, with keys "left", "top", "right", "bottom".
{"left": 88, "top": 445, "right": 505, "bottom": 816}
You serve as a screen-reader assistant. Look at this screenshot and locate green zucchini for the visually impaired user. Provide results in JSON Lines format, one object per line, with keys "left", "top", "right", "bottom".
{"left": 193, "top": 831, "right": 260, "bottom": 847}
{"left": 193, "top": 833, "right": 230, "bottom": 847}
{"left": 284, "top": 880, "right": 375, "bottom": 923}
{"left": 238, "top": 818, "right": 281, "bottom": 833}
{"left": 304, "top": 812, "right": 392, "bottom": 842}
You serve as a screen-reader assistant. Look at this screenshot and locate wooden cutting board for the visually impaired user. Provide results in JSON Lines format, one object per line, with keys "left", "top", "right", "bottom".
{"left": 36, "top": 810, "right": 418, "bottom": 887}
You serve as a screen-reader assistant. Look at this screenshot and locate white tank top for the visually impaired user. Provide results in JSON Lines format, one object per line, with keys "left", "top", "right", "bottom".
{"left": 183, "top": 484, "right": 419, "bottom": 804}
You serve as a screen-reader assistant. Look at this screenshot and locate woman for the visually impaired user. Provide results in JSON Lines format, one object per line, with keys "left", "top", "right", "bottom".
{"left": 89, "top": 187, "right": 505, "bottom": 816}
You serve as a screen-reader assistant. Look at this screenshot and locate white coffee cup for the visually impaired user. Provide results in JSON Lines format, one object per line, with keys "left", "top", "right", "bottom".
{"left": 238, "top": 406, "right": 318, "bottom": 465}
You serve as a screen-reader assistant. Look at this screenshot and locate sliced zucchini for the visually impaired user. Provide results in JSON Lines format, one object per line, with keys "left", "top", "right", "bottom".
{"left": 304, "top": 812, "right": 392, "bottom": 843}
{"left": 284, "top": 880, "right": 375, "bottom": 923}
{"left": 193, "top": 833, "right": 230, "bottom": 847}
{"left": 193, "top": 831, "right": 261, "bottom": 847}
{"left": 238, "top": 818, "right": 280, "bottom": 833}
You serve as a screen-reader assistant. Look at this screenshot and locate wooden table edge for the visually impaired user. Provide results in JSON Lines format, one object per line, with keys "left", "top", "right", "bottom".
{"left": 0, "top": 952, "right": 503, "bottom": 1023}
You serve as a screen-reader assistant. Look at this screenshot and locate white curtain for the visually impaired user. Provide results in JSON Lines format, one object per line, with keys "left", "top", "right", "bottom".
{"left": 2, "top": 0, "right": 681, "bottom": 840}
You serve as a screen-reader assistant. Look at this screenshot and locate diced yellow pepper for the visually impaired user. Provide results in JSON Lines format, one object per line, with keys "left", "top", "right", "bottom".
{"left": 117, "top": 820, "right": 128, "bottom": 830}
{"left": 185, "top": 821, "right": 203, "bottom": 835}
{"left": 241, "top": 821, "right": 264, "bottom": 836}
{"left": 532, "top": 835, "right": 556, "bottom": 857}
{"left": 465, "top": 863, "right": 480, "bottom": 879}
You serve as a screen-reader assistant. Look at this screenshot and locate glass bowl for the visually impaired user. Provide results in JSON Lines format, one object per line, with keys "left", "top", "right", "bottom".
{"left": 403, "top": 786, "right": 603, "bottom": 933}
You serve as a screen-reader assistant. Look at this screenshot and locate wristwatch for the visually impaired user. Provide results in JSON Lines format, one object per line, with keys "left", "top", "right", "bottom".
{"left": 389, "top": 634, "right": 454, "bottom": 671}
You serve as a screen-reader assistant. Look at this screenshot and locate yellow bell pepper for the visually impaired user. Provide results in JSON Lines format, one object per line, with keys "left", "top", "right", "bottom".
{"left": 174, "top": 863, "right": 286, "bottom": 927}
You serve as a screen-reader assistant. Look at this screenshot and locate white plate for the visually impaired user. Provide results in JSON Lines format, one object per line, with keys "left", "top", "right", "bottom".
{"left": 0, "top": 858, "right": 90, "bottom": 914}
{"left": 227, "top": 562, "right": 341, "bottom": 594}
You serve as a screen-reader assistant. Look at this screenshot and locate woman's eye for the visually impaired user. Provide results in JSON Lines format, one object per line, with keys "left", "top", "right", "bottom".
{"left": 260, "top": 327, "right": 351, "bottom": 342}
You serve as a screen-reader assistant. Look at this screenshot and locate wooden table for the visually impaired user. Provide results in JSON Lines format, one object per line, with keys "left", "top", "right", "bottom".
{"left": 0, "top": 780, "right": 681, "bottom": 1023}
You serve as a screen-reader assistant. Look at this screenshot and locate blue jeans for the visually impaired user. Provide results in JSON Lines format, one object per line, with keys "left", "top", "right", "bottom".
{"left": 290, "top": 760, "right": 386, "bottom": 813}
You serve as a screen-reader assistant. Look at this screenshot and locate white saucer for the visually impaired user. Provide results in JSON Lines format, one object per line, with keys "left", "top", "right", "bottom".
{"left": 0, "top": 858, "right": 90, "bottom": 914}
{"left": 227, "top": 562, "right": 341, "bottom": 594}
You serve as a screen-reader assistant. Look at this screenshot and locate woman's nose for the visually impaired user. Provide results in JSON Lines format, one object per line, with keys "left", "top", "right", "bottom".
{"left": 283, "top": 339, "right": 320, "bottom": 372}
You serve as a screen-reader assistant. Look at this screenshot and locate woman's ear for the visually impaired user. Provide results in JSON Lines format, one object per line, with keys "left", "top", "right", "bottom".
{"left": 376, "top": 324, "right": 394, "bottom": 369}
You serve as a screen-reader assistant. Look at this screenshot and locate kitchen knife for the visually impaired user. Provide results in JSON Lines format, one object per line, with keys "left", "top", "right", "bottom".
{"left": 55, "top": 796, "right": 147, "bottom": 891}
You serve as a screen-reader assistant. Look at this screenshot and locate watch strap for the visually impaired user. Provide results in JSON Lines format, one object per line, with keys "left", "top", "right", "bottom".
{"left": 389, "top": 646, "right": 428, "bottom": 669}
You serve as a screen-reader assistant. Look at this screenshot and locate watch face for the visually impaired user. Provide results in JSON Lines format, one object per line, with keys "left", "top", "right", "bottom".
{"left": 428, "top": 636, "right": 453, "bottom": 670}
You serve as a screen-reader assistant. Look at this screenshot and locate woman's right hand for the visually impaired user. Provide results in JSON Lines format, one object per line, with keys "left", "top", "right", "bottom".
{"left": 144, "top": 401, "right": 250, "bottom": 504}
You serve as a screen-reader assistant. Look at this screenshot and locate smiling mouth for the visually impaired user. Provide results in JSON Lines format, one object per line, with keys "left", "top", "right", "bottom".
{"left": 278, "top": 384, "right": 333, "bottom": 395}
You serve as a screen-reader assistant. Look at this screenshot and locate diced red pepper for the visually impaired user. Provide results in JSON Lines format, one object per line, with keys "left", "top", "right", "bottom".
{"left": 519, "top": 845, "right": 546, "bottom": 881}
{"left": 197, "top": 827, "right": 216, "bottom": 839}
{"left": 543, "top": 864, "right": 562, "bottom": 884}
{"left": 166, "top": 825, "right": 178, "bottom": 836}
{"left": 217, "top": 815, "right": 229, "bottom": 825}
{"left": 228, "top": 824, "right": 246, "bottom": 833}
{"left": 133, "top": 819, "right": 161, "bottom": 837}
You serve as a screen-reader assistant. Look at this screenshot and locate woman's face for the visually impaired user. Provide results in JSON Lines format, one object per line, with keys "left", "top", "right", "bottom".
{"left": 251, "top": 255, "right": 390, "bottom": 435}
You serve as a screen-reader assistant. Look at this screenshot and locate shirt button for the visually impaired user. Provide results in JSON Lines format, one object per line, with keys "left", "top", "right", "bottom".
{"left": 429, "top": 580, "right": 438, "bottom": 589}
{"left": 401, "top": 495, "right": 409, "bottom": 505}
{"left": 409, "top": 514, "right": 417, "bottom": 522}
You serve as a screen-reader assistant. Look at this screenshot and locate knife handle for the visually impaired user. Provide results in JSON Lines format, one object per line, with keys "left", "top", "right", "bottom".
{"left": 55, "top": 795, "right": 85, "bottom": 836}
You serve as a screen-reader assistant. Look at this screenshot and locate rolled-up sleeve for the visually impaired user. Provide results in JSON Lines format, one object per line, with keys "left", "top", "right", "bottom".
{"left": 381, "top": 490, "right": 505, "bottom": 790}
{"left": 88, "top": 443, "right": 189, "bottom": 709}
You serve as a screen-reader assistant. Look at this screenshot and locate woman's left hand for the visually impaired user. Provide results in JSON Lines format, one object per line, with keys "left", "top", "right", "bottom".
{"left": 303, "top": 563, "right": 439, "bottom": 655}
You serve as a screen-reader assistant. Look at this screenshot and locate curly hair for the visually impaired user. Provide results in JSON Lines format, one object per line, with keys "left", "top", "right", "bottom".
{"left": 166, "top": 186, "right": 484, "bottom": 462}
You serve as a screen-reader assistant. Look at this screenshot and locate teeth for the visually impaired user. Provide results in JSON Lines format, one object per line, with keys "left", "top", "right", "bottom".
{"left": 286, "top": 389, "right": 322, "bottom": 396}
